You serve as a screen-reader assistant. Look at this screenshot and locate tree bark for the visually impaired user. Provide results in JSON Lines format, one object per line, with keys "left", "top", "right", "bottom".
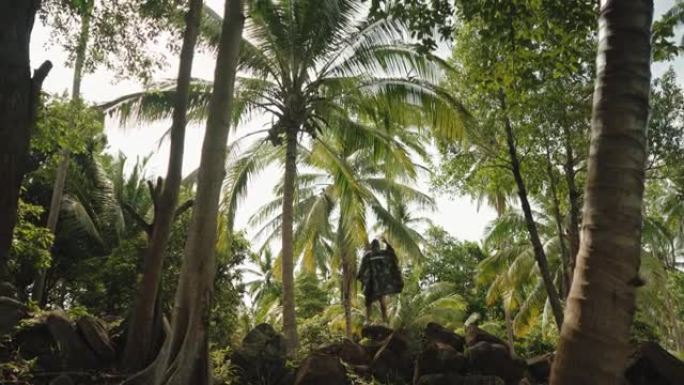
{"left": 503, "top": 304, "right": 516, "bottom": 356}
{"left": 550, "top": 1, "right": 653, "bottom": 384}
{"left": 281, "top": 127, "right": 299, "bottom": 352}
{"left": 499, "top": 91, "right": 564, "bottom": 330}
{"left": 542, "top": 133, "right": 571, "bottom": 299}
{"left": 125, "top": 1, "right": 244, "bottom": 383}
{"left": 121, "top": 0, "right": 203, "bottom": 371}
{"left": 562, "top": 124, "right": 581, "bottom": 289}
{"left": 338, "top": 216, "right": 354, "bottom": 338}
{"left": 32, "top": 6, "right": 92, "bottom": 306}
{"left": 0, "top": 0, "right": 51, "bottom": 279}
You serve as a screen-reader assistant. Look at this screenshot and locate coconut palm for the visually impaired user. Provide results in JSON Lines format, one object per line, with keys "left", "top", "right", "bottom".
{"left": 245, "top": 121, "right": 434, "bottom": 336}
{"left": 104, "top": 0, "right": 466, "bottom": 349}
{"left": 476, "top": 209, "right": 564, "bottom": 340}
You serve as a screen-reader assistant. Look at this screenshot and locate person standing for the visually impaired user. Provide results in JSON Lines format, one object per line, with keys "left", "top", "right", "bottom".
{"left": 358, "top": 238, "right": 403, "bottom": 324}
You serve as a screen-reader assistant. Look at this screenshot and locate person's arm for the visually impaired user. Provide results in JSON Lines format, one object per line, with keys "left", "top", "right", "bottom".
{"left": 383, "top": 239, "right": 398, "bottom": 264}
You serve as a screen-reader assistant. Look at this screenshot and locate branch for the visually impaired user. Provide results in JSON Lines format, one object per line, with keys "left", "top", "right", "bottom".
{"left": 174, "top": 199, "right": 194, "bottom": 220}
{"left": 32, "top": 61, "right": 53, "bottom": 87}
{"left": 123, "top": 203, "right": 152, "bottom": 236}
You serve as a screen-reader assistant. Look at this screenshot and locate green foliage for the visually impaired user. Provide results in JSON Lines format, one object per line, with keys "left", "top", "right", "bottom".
{"left": 33, "top": 96, "right": 104, "bottom": 158}
{"left": 295, "top": 274, "right": 329, "bottom": 320}
{"left": 7, "top": 200, "right": 53, "bottom": 300}
{"left": 421, "top": 226, "right": 487, "bottom": 317}
{"left": 39, "top": 0, "right": 177, "bottom": 81}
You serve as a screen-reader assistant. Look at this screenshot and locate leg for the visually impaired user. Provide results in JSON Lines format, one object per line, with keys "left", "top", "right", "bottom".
{"left": 365, "top": 299, "right": 372, "bottom": 324}
{"left": 380, "top": 296, "right": 388, "bottom": 324}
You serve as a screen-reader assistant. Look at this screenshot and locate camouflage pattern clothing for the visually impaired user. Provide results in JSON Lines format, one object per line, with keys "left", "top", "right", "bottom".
{"left": 357, "top": 244, "right": 403, "bottom": 306}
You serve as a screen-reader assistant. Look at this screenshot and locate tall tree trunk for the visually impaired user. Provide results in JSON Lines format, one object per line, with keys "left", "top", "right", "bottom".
{"left": 32, "top": 8, "right": 91, "bottom": 305}
{"left": 121, "top": 0, "right": 203, "bottom": 371}
{"left": 503, "top": 304, "right": 516, "bottom": 356}
{"left": 125, "top": 1, "right": 244, "bottom": 383}
{"left": 542, "top": 133, "right": 571, "bottom": 299}
{"left": 562, "top": 124, "right": 581, "bottom": 288}
{"left": 0, "top": 0, "right": 51, "bottom": 279}
{"left": 499, "top": 91, "right": 564, "bottom": 329}
{"left": 337, "top": 216, "right": 354, "bottom": 338}
{"left": 550, "top": 1, "right": 653, "bottom": 384}
{"left": 281, "top": 127, "right": 299, "bottom": 352}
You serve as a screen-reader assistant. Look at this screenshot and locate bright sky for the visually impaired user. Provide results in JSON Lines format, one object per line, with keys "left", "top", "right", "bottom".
{"left": 29, "top": 1, "right": 684, "bottom": 245}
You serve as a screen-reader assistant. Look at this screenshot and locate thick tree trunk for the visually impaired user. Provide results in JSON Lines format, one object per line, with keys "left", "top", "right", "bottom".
{"left": 125, "top": 1, "right": 244, "bottom": 383}
{"left": 0, "top": 0, "right": 51, "bottom": 279}
{"left": 32, "top": 8, "right": 91, "bottom": 305}
{"left": 550, "top": 1, "right": 653, "bottom": 384}
{"left": 543, "top": 134, "right": 571, "bottom": 299}
{"left": 499, "top": 91, "right": 564, "bottom": 329}
{"left": 562, "top": 124, "right": 581, "bottom": 288}
{"left": 281, "top": 127, "right": 299, "bottom": 352}
{"left": 121, "top": 0, "right": 203, "bottom": 371}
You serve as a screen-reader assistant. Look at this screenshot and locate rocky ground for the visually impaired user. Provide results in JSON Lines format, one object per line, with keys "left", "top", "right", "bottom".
{"left": 1, "top": 287, "right": 683, "bottom": 385}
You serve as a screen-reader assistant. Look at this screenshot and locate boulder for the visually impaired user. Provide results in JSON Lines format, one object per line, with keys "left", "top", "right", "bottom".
{"left": 231, "top": 324, "right": 292, "bottom": 385}
{"left": 362, "top": 324, "right": 394, "bottom": 342}
{"left": 371, "top": 331, "right": 414, "bottom": 383}
{"left": 466, "top": 341, "right": 525, "bottom": 385}
{"left": 624, "top": 342, "right": 684, "bottom": 385}
{"left": 416, "top": 374, "right": 505, "bottom": 385}
{"left": 462, "top": 376, "right": 506, "bottom": 385}
{"left": 76, "top": 315, "right": 115, "bottom": 362}
{"left": 465, "top": 325, "right": 508, "bottom": 352}
{"left": 425, "top": 322, "right": 466, "bottom": 352}
{"left": 15, "top": 322, "right": 62, "bottom": 371}
{"left": 0, "top": 282, "right": 18, "bottom": 299}
{"left": 45, "top": 311, "right": 101, "bottom": 370}
{"left": 49, "top": 375, "right": 75, "bottom": 385}
{"left": 413, "top": 341, "right": 466, "bottom": 383}
{"left": 0, "top": 296, "right": 28, "bottom": 336}
{"left": 319, "top": 338, "right": 370, "bottom": 366}
{"left": 526, "top": 353, "right": 553, "bottom": 384}
{"left": 294, "top": 352, "right": 346, "bottom": 385}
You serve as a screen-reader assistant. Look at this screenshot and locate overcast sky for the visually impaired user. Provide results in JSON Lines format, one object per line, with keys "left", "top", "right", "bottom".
{"left": 29, "top": 1, "right": 684, "bottom": 245}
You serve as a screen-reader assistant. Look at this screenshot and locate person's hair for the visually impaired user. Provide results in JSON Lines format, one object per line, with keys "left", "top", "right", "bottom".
{"left": 370, "top": 239, "right": 380, "bottom": 251}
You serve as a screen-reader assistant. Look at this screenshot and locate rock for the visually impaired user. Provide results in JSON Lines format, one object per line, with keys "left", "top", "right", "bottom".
{"left": 49, "top": 374, "right": 74, "bottom": 385}
{"left": 526, "top": 353, "right": 553, "bottom": 384}
{"left": 45, "top": 311, "right": 100, "bottom": 370}
{"left": 231, "top": 324, "right": 292, "bottom": 385}
{"left": 0, "top": 296, "right": 28, "bottom": 336}
{"left": 416, "top": 374, "right": 505, "bottom": 385}
{"left": 413, "top": 341, "right": 466, "bottom": 383}
{"left": 76, "top": 315, "right": 115, "bottom": 362}
{"left": 462, "top": 376, "right": 507, "bottom": 385}
{"left": 416, "top": 373, "right": 459, "bottom": 385}
{"left": 319, "top": 338, "right": 370, "bottom": 366}
{"left": 362, "top": 324, "right": 394, "bottom": 341}
{"left": 466, "top": 341, "right": 525, "bottom": 385}
{"left": 465, "top": 325, "right": 508, "bottom": 352}
{"left": 15, "top": 322, "right": 62, "bottom": 371}
{"left": 624, "top": 341, "right": 684, "bottom": 385}
{"left": 361, "top": 338, "right": 385, "bottom": 359}
{"left": 425, "top": 322, "right": 466, "bottom": 352}
{"left": 0, "top": 282, "right": 18, "bottom": 299}
{"left": 371, "top": 331, "right": 414, "bottom": 383}
{"left": 294, "top": 353, "right": 346, "bottom": 385}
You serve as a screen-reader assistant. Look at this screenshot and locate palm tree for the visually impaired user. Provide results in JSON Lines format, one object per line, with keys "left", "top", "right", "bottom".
{"left": 550, "top": 1, "right": 654, "bottom": 384}
{"left": 477, "top": 209, "right": 564, "bottom": 341}
{"left": 242, "top": 248, "right": 282, "bottom": 323}
{"left": 246, "top": 121, "right": 434, "bottom": 336}
{"left": 106, "top": 0, "right": 466, "bottom": 351}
